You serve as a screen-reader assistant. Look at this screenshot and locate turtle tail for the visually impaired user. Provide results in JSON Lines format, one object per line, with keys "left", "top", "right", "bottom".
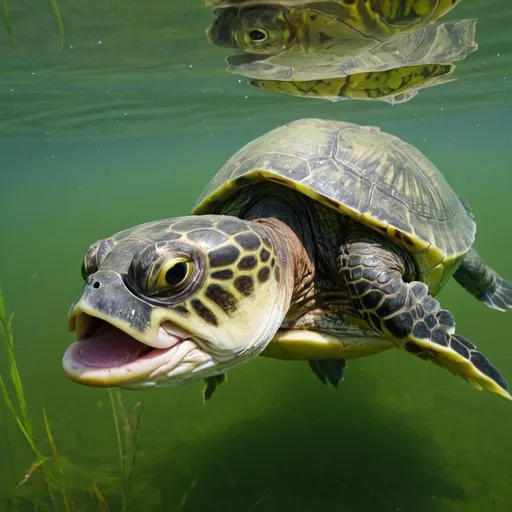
{"left": 454, "top": 248, "right": 512, "bottom": 312}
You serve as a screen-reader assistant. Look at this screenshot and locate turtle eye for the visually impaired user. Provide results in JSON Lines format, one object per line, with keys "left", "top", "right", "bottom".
{"left": 154, "top": 258, "right": 193, "bottom": 290}
{"left": 248, "top": 28, "right": 268, "bottom": 42}
{"left": 165, "top": 261, "right": 189, "bottom": 286}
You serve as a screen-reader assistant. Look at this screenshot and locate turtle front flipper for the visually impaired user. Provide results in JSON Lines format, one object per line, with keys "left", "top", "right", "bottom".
{"left": 340, "top": 243, "right": 511, "bottom": 400}
{"left": 454, "top": 247, "right": 512, "bottom": 312}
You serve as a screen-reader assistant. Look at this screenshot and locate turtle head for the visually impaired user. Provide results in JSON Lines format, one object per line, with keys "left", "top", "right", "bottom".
{"left": 62, "top": 215, "right": 291, "bottom": 389}
{"left": 207, "top": 6, "right": 293, "bottom": 54}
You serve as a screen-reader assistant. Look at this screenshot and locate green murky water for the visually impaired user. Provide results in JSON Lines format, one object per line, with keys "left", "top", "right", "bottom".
{"left": 1, "top": 0, "right": 512, "bottom": 510}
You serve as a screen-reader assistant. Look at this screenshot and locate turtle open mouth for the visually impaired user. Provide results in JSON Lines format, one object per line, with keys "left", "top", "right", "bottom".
{"left": 63, "top": 313, "right": 197, "bottom": 387}
{"left": 72, "top": 314, "right": 191, "bottom": 368}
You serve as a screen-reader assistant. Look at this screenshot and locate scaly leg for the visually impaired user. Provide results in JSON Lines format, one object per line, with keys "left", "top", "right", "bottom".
{"left": 454, "top": 247, "right": 512, "bottom": 311}
{"left": 339, "top": 240, "right": 510, "bottom": 400}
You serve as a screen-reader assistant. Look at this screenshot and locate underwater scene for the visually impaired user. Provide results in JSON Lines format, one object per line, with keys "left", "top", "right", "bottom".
{"left": 1, "top": 0, "right": 512, "bottom": 510}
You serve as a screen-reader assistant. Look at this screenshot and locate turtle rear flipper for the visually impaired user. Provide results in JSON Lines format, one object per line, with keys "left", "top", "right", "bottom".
{"left": 308, "top": 359, "right": 347, "bottom": 388}
{"left": 454, "top": 248, "right": 512, "bottom": 312}
{"left": 341, "top": 242, "right": 511, "bottom": 400}
{"left": 202, "top": 374, "right": 227, "bottom": 403}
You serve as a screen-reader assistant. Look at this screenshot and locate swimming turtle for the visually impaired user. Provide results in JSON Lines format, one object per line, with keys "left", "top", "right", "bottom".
{"left": 62, "top": 118, "right": 512, "bottom": 403}
{"left": 206, "top": 0, "right": 462, "bottom": 58}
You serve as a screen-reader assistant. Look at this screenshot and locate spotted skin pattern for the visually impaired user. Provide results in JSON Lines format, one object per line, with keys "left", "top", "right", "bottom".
{"left": 340, "top": 243, "right": 510, "bottom": 398}
{"left": 101, "top": 215, "right": 278, "bottom": 329}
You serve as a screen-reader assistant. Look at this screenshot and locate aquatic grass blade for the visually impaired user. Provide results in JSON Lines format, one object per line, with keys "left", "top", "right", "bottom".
{"left": 49, "top": 0, "right": 64, "bottom": 46}
{"left": 0, "top": 391, "right": 17, "bottom": 488}
{"left": 90, "top": 481, "right": 110, "bottom": 512}
{"left": 33, "top": 499, "right": 54, "bottom": 512}
{"left": 0, "top": 286, "right": 35, "bottom": 446}
{"left": 0, "top": 294, "right": 30, "bottom": 435}
{"left": 2, "top": 0, "right": 13, "bottom": 37}
{"left": 0, "top": 284, "right": 57, "bottom": 509}
{"left": 17, "top": 458, "right": 51, "bottom": 488}
{"left": 42, "top": 397, "right": 72, "bottom": 512}
{"left": 108, "top": 389, "right": 125, "bottom": 510}
{"left": 108, "top": 388, "right": 143, "bottom": 512}
{"left": 0, "top": 370, "right": 39, "bottom": 457}
{"left": 176, "top": 477, "right": 198, "bottom": 512}
{"left": 1, "top": 281, "right": 141, "bottom": 510}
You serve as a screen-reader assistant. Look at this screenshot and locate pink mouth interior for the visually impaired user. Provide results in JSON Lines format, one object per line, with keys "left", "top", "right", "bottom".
{"left": 77, "top": 324, "right": 155, "bottom": 368}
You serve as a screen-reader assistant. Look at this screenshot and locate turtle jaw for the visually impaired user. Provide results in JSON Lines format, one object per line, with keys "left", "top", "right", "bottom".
{"left": 63, "top": 310, "right": 219, "bottom": 389}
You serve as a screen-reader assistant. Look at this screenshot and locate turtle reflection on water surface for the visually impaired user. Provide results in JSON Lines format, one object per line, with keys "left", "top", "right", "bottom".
{"left": 63, "top": 119, "right": 512, "bottom": 406}
{"left": 238, "top": 18, "right": 477, "bottom": 104}
{"left": 207, "top": 1, "right": 476, "bottom": 105}
{"left": 206, "top": 0, "right": 462, "bottom": 57}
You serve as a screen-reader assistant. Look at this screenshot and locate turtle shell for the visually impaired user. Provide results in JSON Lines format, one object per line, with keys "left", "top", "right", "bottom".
{"left": 193, "top": 118, "right": 475, "bottom": 294}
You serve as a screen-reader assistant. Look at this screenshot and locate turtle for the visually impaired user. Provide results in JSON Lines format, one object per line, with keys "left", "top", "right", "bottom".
{"left": 206, "top": 0, "right": 462, "bottom": 58}
{"left": 62, "top": 118, "right": 512, "bottom": 404}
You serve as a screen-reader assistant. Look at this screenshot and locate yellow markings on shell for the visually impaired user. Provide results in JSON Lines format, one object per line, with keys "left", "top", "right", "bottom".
{"left": 424, "top": 261, "right": 447, "bottom": 295}
{"left": 426, "top": 255, "right": 465, "bottom": 296}
{"left": 250, "top": 65, "right": 454, "bottom": 103}
{"left": 413, "top": 0, "right": 431, "bottom": 16}
{"left": 250, "top": 78, "right": 341, "bottom": 99}
{"left": 384, "top": 224, "right": 429, "bottom": 254}
{"left": 196, "top": 169, "right": 430, "bottom": 257}
{"left": 193, "top": 169, "right": 456, "bottom": 294}
{"left": 293, "top": 180, "right": 364, "bottom": 222}
{"left": 379, "top": 0, "right": 400, "bottom": 20}
{"left": 277, "top": 9, "right": 292, "bottom": 48}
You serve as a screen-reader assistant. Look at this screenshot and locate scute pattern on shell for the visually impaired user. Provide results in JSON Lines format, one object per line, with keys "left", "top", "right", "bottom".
{"left": 193, "top": 118, "right": 475, "bottom": 294}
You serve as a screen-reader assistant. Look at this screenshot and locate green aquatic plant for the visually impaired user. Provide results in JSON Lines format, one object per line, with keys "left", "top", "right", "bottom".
{"left": 42, "top": 397, "right": 72, "bottom": 511}
{"left": 2, "top": 0, "right": 13, "bottom": 37}
{"left": 0, "top": 284, "right": 70, "bottom": 510}
{"left": 2, "top": 0, "right": 64, "bottom": 44}
{"left": 108, "top": 389, "right": 143, "bottom": 512}
{"left": 49, "top": 0, "right": 65, "bottom": 46}
{"left": 0, "top": 282, "right": 145, "bottom": 510}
